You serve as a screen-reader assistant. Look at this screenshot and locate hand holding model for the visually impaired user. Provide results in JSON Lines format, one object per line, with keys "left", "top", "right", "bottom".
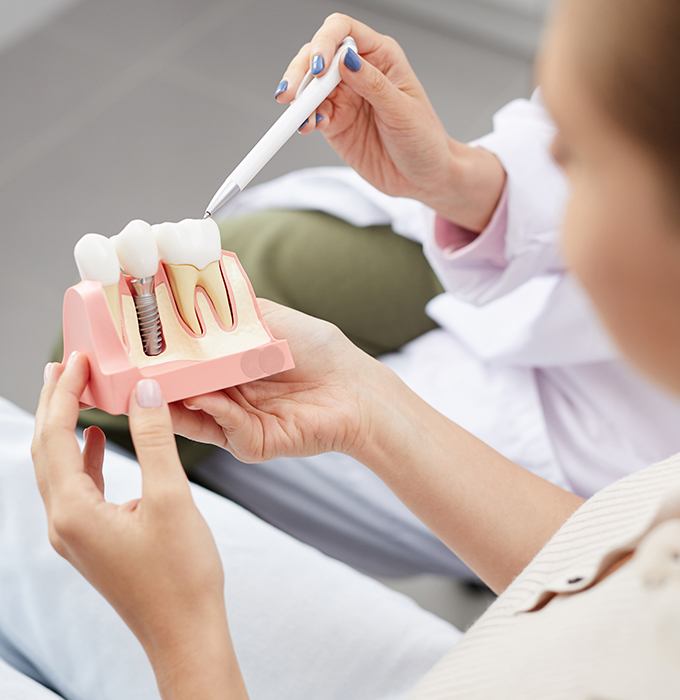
{"left": 278, "top": 13, "right": 506, "bottom": 231}
{"left": 171, "top": 299, "right": 386, "bottom": 462}
{"left": 32, "top": 354, "right": 248, "bottom": 699}
{"left": 171, "top": 298, "right": 581, "bottom": 596}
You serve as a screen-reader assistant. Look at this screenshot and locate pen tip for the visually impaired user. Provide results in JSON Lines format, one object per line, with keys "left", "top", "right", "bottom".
{"left": 203, "top": 211, "right": 212, "bottom": 219}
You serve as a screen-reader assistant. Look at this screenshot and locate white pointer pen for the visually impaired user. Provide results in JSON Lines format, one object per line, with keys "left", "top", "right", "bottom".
{"left": 204, "top": 36, "right": 357, "bottom": 219}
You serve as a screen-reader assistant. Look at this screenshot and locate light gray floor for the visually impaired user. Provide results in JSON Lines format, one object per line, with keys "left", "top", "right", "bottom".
{"left": 0, "top": 0, "right": 528, "bottom": 630}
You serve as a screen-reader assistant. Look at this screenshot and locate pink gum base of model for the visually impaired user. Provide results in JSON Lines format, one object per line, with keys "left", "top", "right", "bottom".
{"left": 62, "top": 251, "right": 294, "bottom": 415}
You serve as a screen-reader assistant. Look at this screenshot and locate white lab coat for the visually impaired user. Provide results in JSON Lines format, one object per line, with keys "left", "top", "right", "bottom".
{"left": 220, "top": 93, "right": 680, "bottom": 498}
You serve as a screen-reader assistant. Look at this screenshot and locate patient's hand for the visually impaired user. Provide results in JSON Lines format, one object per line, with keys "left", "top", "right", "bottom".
{"left": 277, "top": 13, "right": 505, "bottom": 232}
{"left": 170, "top": 299, "right": 386, "bottom": 463}
{"left": 31, "top": 354, "right": 247, "bottom": 699}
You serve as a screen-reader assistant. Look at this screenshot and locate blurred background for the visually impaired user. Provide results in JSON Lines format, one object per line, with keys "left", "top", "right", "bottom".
{"left": 0, "top": 0, "right": 547, "bottom": 628}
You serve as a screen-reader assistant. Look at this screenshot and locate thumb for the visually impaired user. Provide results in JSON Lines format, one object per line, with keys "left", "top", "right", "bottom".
{"left": 338, "top": 47, "right": 403, "bottom": 114}
{"left": 128, "top": 379, "right": 190, "bottom": 500}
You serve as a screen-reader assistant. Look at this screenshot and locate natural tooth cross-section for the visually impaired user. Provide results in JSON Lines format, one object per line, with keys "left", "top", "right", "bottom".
{"left": 153, "top": 218, "right": 232, "bottom": 334}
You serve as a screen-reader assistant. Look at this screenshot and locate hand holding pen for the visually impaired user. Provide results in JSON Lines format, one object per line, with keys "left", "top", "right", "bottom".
{"left": 207, "top": 13, "right": 505, "bottom": 233}
{"left": 272, "top": 13, "right": 504, "bottom": 232}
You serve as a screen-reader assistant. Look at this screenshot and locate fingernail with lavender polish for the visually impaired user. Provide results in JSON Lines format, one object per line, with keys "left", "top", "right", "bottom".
{"left": 136, "top": 379, "right": 163, "bottom": 409}
{"left": 274, "top": 79, "right": 288, "bottom": 99}
{"left": 311, "top": 54, "right": 325, "bottom": 75}
{"left": 315, "top": 113, "right": 324, "bottom": 124}
{"left": 344, "top": 47, "right": 361, "bottom": 72}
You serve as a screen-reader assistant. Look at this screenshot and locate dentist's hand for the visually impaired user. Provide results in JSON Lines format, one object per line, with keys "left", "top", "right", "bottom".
{"left": 275, "top": 13, "right": 505, "bottom": 231}
{"left": 170, "top": 300, "right": 389, "bottom": 464}
{"left": 31, "top": 354, "right": 247, "bottom": 699}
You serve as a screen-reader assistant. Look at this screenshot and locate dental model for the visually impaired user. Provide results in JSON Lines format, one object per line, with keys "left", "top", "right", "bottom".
{"left": 62, "top": 216, "right": 294, "bottom": 415}
{"left": 113, "top": 220, "right": 165, "bottom": 356}
{"left": 153, "top": 218, "right": 232, "bottom": 335}
{"left": 73, "top": 233, "right": 123, "bottom": 336}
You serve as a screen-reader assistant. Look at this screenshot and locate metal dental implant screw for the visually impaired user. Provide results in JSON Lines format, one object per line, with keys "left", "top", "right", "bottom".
{"left": 130, "top": 276, "right": 164, "bottom": 356}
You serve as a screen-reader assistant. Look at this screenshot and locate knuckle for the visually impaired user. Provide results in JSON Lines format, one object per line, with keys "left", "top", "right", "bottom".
{"left": 150, "top": 485, "right": 186, "bottom": 509}
{"left": 324, "top": 12, "right": 346, "bottom": 24}
{"left": 30, "top": 436, "right": 41, "bottom": 461}
{"left": 47, "top": 526, "right": 67, "bottom": 557}
{"left": 320, "top": 319, "right": 344, "bottom": 344}
{"left": 34, "top": 474, "right": 48, "bottom": 501}
{"left": 51, "top": 508, "right": 82, "bottom": 542}
{"left": 133, "top": 422, "right": 173, "bottom": 451}
{"left": 380, "top": 34, "right": 406, "bottom": 62}
{"left": 381, "top": 34, "right": 399, "bottom": 49}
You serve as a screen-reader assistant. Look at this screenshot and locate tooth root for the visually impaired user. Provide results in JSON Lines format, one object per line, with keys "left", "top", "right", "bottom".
{"left": 197, "top": 260, "right": 233, "bottom": 328}
{"left": 164, "top": 264, "right": 202, "bottom": 334}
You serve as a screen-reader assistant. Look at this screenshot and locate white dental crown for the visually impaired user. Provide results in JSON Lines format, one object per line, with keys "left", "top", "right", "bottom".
{"left": 73, "top": 233, "right": 121, "bottom": 286}
{"left": 153, "top": 218, "right": 221, "bottom": 271}
{"left": 114, "top": 219, "right": 160, "bottom": 279}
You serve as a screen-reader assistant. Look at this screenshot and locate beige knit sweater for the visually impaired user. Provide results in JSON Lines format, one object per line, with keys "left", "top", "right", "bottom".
{"left": 411, "top": 452, "right": 680, "bottom": 699}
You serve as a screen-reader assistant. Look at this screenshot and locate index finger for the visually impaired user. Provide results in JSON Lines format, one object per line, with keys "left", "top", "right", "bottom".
{"left": 33, "top": 352, "right": 91, "bottom": 492}
{"left": 34, "top": 361, "right": 64, "bottom": 436}
{"left": 309, "top": 13, "right": 386, "bottom": 74}
{"left": 45, "top": 352, "right": 90, "bottom": 435}
{"left": 280, "top": 14, "right": 386, "bottom": 97}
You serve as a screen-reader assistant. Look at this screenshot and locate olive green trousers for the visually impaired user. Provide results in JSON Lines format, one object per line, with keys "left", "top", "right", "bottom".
{"left": 55, "top": 210, "right": 443, "bottom": 466}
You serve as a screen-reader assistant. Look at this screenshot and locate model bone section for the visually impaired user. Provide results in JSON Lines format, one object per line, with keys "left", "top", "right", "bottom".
{"left": 113, "top": 220, "right": 165, "bottom": 356}
{"left": 153, "top": 218, "right": 233, "bottom": 334}
{"left": 73, "top": 233, "right": 123, "bottom": 335}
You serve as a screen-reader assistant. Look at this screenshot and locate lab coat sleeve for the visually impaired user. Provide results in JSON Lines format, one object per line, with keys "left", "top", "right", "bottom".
{"left": 423, "top": 91, "right": 568, "bottom": 306}
{"left": 422, "top": 91, "right": 619, "bottom": 365}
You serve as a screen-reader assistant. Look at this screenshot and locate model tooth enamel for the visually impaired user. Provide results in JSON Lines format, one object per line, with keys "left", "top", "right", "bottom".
{"left": 153, "top": 218, "right": 232, "bottom": 334}
{"left": 73, "top": 233, "right": 123, "bottom": 335}
{"left": 113, "top": 219, "right": 160, "bottom": 279}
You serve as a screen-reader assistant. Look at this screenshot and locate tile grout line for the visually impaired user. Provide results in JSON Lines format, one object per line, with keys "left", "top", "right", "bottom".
{"left": 0, "top": 0, "right": 247, "bottom": 190}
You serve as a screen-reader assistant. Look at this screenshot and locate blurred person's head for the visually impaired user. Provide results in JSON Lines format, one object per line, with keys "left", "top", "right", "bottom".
{"left": 540, "top": 0, "right": 680, "bottom": 392}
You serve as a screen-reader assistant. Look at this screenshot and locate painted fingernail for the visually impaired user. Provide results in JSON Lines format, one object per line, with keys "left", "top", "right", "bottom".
{"left": 298, "top": 117, "right": 309, "bottom": 131}
{"left": 311, "top": 54, "right": 325, "bottom": 75}
{"left": 183, "top": 401, "right": 201, "bottom": 411}
{"left": 274, "top": 79, "right": 288, "bottom": 99}
{"left": 315, "top": 113, "right": 324, "bottom": 124}
{"left": 66, "top": 351, "right": 79, "bottom": 369}
{"left": 43, "top": 362, "right": 56, "bottom": 384}
{"left": 136, "top": 379, "right": 163, "bottom": 408}
{"left": 344, "top": 47, "right": 361, "bottom": 72}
